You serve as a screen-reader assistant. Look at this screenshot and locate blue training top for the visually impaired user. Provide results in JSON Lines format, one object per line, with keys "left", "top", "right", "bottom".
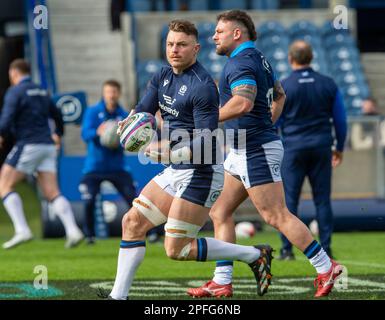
{"left": 135, "top": 61, "right": 220, "bottom": 169}
{"left": 280, "top": 67, "right": 347, "bottom": 152}
{"left": 0, "top": 77, "right": 63, "bottom": 145}
{"left": 81, "top": 100, "right": 128, "bottom": 174}
{"left": 219, "top": 41, "right": 280, "bottom": 151}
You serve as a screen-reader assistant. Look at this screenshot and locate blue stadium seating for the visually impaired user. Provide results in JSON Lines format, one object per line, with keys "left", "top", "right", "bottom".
{"left": 335, "top": 70, "right": 366, "bottom": 87}
{"left": 250, "top": 0, "right": 279, "bottom": 9}
{"left": 220, "top": 0, "right": 247, "bottom": 9}
{"left": 137, "top": 60, "right": 166, "bottom": 91}
{"left": 259, "top": 34, "right": 290, "bottom": 52}
{"left": 257, "top": 21, "right": 286, "bottom": 37}
{"left": 197, "top": 22, "right": 216, "bottom": 37}
{"left": 127, "top": 0, "right": 152, "bottom": 12}
{"left": 289, "top": 20, "right": 318, "bottom": 37}
{"left": 324, "top": 32, "right": 356, "bottom": 49}
{"left": 345, "top": 96, "right": 364, "bottom": 115}
{"left": 140, "top": 20, "right": 371, "bottom": 116}
{"left": 188, "top": 0, "right": 209, "bottom": 10}
{"left": 329, "top": 46, "right": 360, "bottom": 62}
{"left": 320, "top": 20, "right": 350, "bottom": 38}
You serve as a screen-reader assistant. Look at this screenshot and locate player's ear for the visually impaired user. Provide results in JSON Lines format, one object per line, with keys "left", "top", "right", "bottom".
{"left": 194, "top": 43, "right": 200, "bottom": 56}
{"left": 233, "top": 28, "right": 242, "bottom": 41}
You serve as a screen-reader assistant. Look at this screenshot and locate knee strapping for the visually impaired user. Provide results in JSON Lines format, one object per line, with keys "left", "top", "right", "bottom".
{"left": 177, "top": 242, "right": 192, "bottom": 260}
{"left": 164, "top": 218, "right": 201, "bottom": 238}
{"left": 132, "top": 194, "right": 167, "bottom": 226}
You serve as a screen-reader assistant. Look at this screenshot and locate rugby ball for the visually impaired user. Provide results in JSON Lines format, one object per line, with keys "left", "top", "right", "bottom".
{"left": 235, "top": 221, "right": 256, "bottom": 239}
{"left": 119, "top": 112, "right": 157, "bottom": 152}
{"left": 100, "top": 120, "right": 120, "bottom": 149}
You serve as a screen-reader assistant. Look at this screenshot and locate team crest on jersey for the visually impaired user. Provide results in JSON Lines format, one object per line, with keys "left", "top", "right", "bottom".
{"left": 163, "top": 94, "right": 176, "bottom": 106}
{"left": 178, "top": 85, "right": 187, "bottom": 96}
{"left": 163, "top": 80, "right": 169, "bottom": 87}
{"left": 262, "top": 58, "right": 272, "bottom": 73}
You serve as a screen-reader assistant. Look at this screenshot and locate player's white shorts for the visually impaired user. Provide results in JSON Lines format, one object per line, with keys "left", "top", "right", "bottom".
{"left": 153, "top": 165, "right": 224, "bottom": 208}
{"left": 5, "top": 144, "right": 57, "bottom": 175}
{"left": 224, "top": 139, "right": 283, "bottom": 189}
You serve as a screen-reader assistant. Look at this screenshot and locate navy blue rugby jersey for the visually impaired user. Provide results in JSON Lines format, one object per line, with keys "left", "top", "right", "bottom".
{"left": 0, "top": 77, "right": 63, "bottom": 145}
{"left": 136, "top": 61, "right": 221, "bottom": 169}
{"left": 219, "top": 41, "right": 280, "bottom": 151}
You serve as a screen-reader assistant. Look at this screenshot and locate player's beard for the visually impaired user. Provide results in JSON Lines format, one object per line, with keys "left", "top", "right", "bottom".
{"left": 215, "top": 45, "right": 228, "bottom": 56}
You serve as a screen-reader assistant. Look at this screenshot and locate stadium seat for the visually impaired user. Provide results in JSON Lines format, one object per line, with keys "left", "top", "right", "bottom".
{"left": 188, "top": 0, "right": 209, "bottom": 10}
{"left": 324, "top": 32, "right": 356, "bottom": 49}
{"left": 335, "top": 71, "right": 366, "bottom": 88}
{"left": 197, "top": 22, "right": 216, "bottom": 37}
{"left": 127, "top": 0, "right": 151, "bottom": 12}
{"left": 250, "top": 0, "right": 279, "bottom": 10}
{"left": 345, "top": 96, "right": 364, "bottom": 115}
{"left": 259, "top": 34, "right": 290, "bottom": 52}
{"left": 220, "top": 0, "right": 247, "bottom": 9}
{"left": 137, "top": 60, "right": 166, "bottom": 89}
{"left": 330, "top": 59, "right": 361, "bottom": 73}
{"left": 289, "top": 20, "right": 318, "bottom": 37}
{"left": 203, "top": 60, "right": 225, "bottom": 81}
{"left": 290, "top": 33, "right": 323, "bottom": 49}
{"left": 320, "top": 20, "right": 350, "bottom": 38}
{"left": 329, "top": 46, "right": 360, "bottom": 62}
{"left": 257, "top": 21, "right": 286, "bottom": 37}
{"left": 274, "top": 60, "right": 291, "bottom": 75}
{"left": 341, "top": 82, "right": 370, "bottom": 100}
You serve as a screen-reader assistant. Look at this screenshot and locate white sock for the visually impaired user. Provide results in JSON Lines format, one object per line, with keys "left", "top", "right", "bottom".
{"left": 3, "top": 192, "right": 31, "bottom": 235}
{"left": 110, "top": 242, "right": 146, "bottom": 300}
{"left": 202, "top": 238, "right": 260, "bottom": 264}
{"left": 51, "top": 195, "right": 81, "bottom": 236}
{"left": 213, "top": 265, "right": 233, "bottom": 285}
{"left": 309, "top": 248, "right": 332, "bottom": 274}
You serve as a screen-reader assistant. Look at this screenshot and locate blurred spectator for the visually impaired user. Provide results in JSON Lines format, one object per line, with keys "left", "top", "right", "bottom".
{"left": 110, "top": 0, "right": 126, "bottom": 31}
{"left": 362, "top": 97, "right": 380, "bottom": 116}
{"left": 79, "top": 80, "right": 136, "bottom": 244}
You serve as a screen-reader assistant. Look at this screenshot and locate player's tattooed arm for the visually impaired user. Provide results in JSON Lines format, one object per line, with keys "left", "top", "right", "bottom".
{"left": 271, "top": 80, "right": 286, "bottom": 124}
{"left": 232, "top": 84, "right": 257, "bottom": 102}
{"left": 273, "top": 80, "right": 285, "bottom": 101}
{"left": 219, "top": 83, "right": 257, "bottom": 121}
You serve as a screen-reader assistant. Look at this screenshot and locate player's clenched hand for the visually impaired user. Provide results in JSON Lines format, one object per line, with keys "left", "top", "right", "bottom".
{"left": 117, "top": 109, "right": 136, "bottom": 136}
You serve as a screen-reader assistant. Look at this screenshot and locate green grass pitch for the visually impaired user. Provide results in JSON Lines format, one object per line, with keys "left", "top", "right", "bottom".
{"left": 0, "top": 182, "right": 384, "bottom": 300}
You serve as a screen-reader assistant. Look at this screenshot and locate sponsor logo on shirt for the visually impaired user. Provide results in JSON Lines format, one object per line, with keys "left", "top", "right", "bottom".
{"left": 158, "top": 101, "right": 179, "bottom": 117}
{"left": 163, "top": 94, "right": 176, "bottom": 106}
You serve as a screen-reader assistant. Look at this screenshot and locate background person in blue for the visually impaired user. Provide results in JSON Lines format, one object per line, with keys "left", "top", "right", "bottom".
{"left": 188, "top": 10, "right": 342, "bottom": 299}
{"left": 277, "top": 40, "right": 348, "bottom": 260}
{"left": 80, "top": 80, "right": 136, "bottom": 244}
